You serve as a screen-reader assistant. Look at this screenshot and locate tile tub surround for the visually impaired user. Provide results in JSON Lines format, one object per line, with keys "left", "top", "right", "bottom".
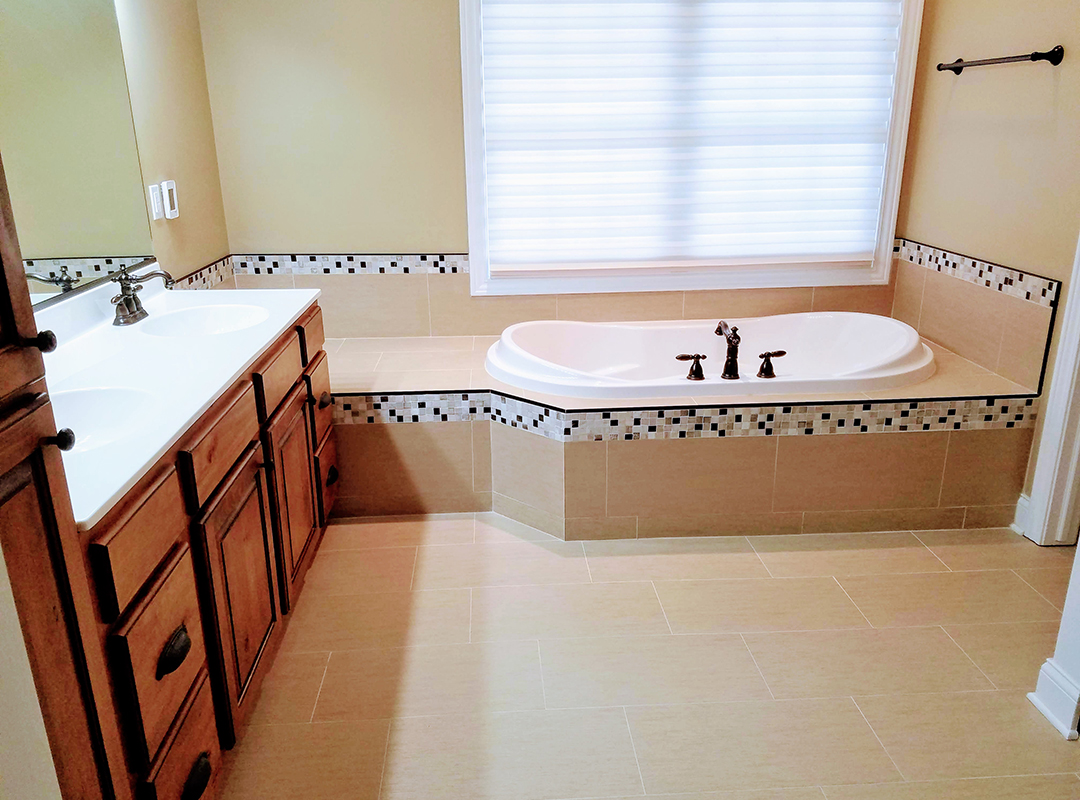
{"left": 221, "top": 512, "right": 1077, "bottom": 799}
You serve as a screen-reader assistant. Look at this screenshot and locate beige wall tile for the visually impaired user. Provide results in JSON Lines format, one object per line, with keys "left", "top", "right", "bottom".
{"left": 939, "top": 428, "right": 1034, "bottom": 507}
{"left": 564, "top": 441, "right": 606, "bottom": 518}
{"left": 331, "top": 369, "right": 473, "bottom": 394}
{"left": 837, "top": 571, "right": 1060, "bottom": 627}
{"left": 747, "top": 532, "right": 949, "bottom": 577}
{"left": 234, "top": 273, "right": 295, "bottom": 289}
{"left": 854, "top": 691, "right": 1080, "bottom": 781}
{"left": 584, "top": 537, "right": 770, "bottom": 582}
{"left": 654, "top": 577, "right": 869, "bottom": 634}
{"left": 963, "top": 504, "right": 1017, "bottom": 529}
{"left": 607, "top": 437, "right": 777, "bottom": 517}
{"left": 774, "top": 432, "right": 949, "bottom": 512}
{"left": 540, "top": 634, "right": 771, "bottom": 708}
{"left": 823, "top": 774, "right": 1080, "bottom": 800}
{"left": 411, "top": 541, "right": 590, "bottom": 590}
{"left": 281, "top": 589, "right": 471, "bottom": 653}
{"left": 564, "top": 516, "right": 637, "bottom": 541}
{"left": 890, "top": 259, "right": 926, "bottom": 328}
{"left": 334, "top": 422, "right": 484, "bottom": 516}
{"left": 627, "top": 699, "right": 900, "bottom": 793}
{"left": 428, "top": 273, "right": 557, "bottom": 335}
{"left": 812, "top": 284, "right": 894, "bottom": 316}
{"left": 374, "top": 350, "right": 485, "bottom": 372}
{"left": 743, "top": 628, "right": 991, "bottom": 699}
{"left": 245, "top": 652, "right": 329, "bottom": 726}
{"left": 471, "top": 582, "right": 669, "bottom": 641}
{"left": 336, "top": 336, "right": 475, "bottom": 353}
{"left": 492, "top": 492, "right": 565, "bottom": 539}
{"left": 302, "top": 547, "right": 417, "bottom": 597}
{"left": 555, "top": 291, "right": 683, "bottom": 322}
{"left": 996, "top": 296, "right": 1053, "bottom": 390}
{"left": 801, "top": 506, "right": 965, "bottom": 534}
{"left": 862, "top": 340, "right": 1029, "bottom": 401}
{"left": 683, "top": 287, "right": 814, "bottom": 320}
{"left": 1013, "top": 567, "right": 1072, "bottom": 610}
{"left": 472, "top": 420, "right": 491, "bottom": 492}
{"left": 294, "top": 274, "right": 430, "bottom": 338}
{"left": 223, "top": 719, "right": 389, "bottom": 799}
{"left": 916, "top": 528, "right": 1075, "bottom": 571}
{"left": 918, "top": 271, "right": 1013, "bottom": 370}
{"left": 490, "top": 422, "right": 564, "bottom": 517}
{"left": 944, "top": 621, "right": 1059, "bottom": 690}
{"left": 381, "top": 708, "right": 642, "bottom": 800}
{"left": 321, "top": 516, "right": 475, "bottom": 550}
{"left": 313, "top": 642, "right": 544, "bottom": 721}
{"left": 636, "top": 512, "right": 803, "bottom": 538}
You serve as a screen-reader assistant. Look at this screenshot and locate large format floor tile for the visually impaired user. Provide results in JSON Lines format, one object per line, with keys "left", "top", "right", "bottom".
{"left": 654, "top": 577, "right": 870, "bottom": 633}
{"left": 605, "top": 792, "right": 825, "bottom": 800}
{"left": 246, "top": 652, "right": 329, "bottom": 725}
{"left": 837, "top": 571, "right": 1060, "bottom": 627}
{"left": 943, "top": 621, "right": 1060, "bottom": 689}
{"left": 742, "top": 628, "right": 993, "bottom": 699}
{"left": 748, "top": 532, "right": 948, "bottom": 577}
{"left": 471, "top": 582, "right": 670, "bottom": 641}
{"left": 540, "top": 633, "right": 771, "bottom": 708}
{"left": 855, "top": 691, "right": 1080, "bottom": 780}
{"left": 301, "top": 546, "right": 417, "bottom": 595}
{"left": 380, "top": 708, "right": 644, "bottom": 800}
{"left": 312, "top": 641, "right": 544, "bottom": 720}
{"left": 627, "top": 698, "right": 901, "bottom": 793}
{"left": 583, "top": 537, "right": 770, "bottom": 581}
{"left": 822, "top": 774, "right": 1080, "bottom": 799}
{"left": 411, "top": 541, "right": 591, "bottom": 589}
{"left": 915, "top": 529, "right": 1076, "bottom": 571}
{"left": 1013, "top": 566, "right": 1073, "bottom": 609}
{"left": 320, "top": 515, "right": 475, "bottom": 550}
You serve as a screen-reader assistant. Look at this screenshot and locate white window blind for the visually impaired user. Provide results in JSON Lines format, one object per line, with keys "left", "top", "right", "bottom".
{"left": 464, "top": 0, "right": 918, "bottom": 291}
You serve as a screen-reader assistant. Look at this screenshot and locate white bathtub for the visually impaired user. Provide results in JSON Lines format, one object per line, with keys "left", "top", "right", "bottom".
{"left": 485, "top": 312, "right": 936, "bottom": 399}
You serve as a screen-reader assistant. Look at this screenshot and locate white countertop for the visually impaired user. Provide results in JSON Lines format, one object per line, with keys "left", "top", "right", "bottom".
{"left": 35, "top": 270, "right": 319, "bottom": 530}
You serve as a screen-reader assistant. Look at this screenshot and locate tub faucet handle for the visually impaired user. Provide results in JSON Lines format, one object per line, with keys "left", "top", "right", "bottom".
{"left": 757, "top": 350, "right": 787, "bottom": 379}
{"left": 676, "top": 353, "right": 707, "bottom": 381}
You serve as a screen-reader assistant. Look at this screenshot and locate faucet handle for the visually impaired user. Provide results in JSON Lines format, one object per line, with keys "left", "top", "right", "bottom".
{"left": 757, "top": 350, "right": 786, "bottom": 379}
{"left": 676, "top": 353, "right": 707, "bottom": 381}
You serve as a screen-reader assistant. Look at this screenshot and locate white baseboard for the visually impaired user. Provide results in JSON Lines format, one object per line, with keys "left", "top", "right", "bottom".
{"left": 1028, "top": 658, "right": 1080, "bottom": 740}
{"left": 1011, "top": 493, "right": 1032, "bottom": 538}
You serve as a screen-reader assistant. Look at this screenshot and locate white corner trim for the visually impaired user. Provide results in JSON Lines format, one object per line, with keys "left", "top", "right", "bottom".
{"left": 1011, "top": 493, "right": 1031, "bottom": 537}
{"left": 1029, "top": 659, "right": 1080, "bottom": 740}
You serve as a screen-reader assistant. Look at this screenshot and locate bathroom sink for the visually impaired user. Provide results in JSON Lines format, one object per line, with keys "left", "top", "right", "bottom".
{"left": 50, "top": 387, "right": 156, "bottom": 453}
{"left": 139, "top": 304, "right": 270, "bottom": 337}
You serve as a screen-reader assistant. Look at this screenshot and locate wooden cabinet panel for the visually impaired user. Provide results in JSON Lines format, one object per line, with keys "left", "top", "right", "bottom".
{"left": 296, "top": 304, "right": 324, "bottom": 366}
{"left": 177, "top": 381, "right": 259, "bottom": 513}
{"left": 266, "top": 383, "right": 319, "bottom": 612}
{"left": 110, "top": 545, "right": 207, "bottom": 768}
{"left": 314, "top": 431, "right": 339, "bottom": 527}
{"left": 192, "top": 443, "right": 281, "bottom": 748}
{"left": 139, "top": 670, "right": 220, "bottom": 800}
{"left": 88, "top": 468, "right": 187, "bottom": 622}
{"left": 252, "top": 332, "right": 303, "bottom": 423}
{"left": 303, "top": 350, "right": 333, "bottom": 447}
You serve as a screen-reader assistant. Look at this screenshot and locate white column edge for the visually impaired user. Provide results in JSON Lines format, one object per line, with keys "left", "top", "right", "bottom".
{"left": 1029, "top": 658, "right": 1080, "bottom": 739}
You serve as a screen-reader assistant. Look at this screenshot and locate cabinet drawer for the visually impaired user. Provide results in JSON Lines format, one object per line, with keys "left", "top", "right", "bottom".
{"left": 89, "top": 469, "right": 188, "bottom": 621}
{"left": 253, "top": 331, "right": 303, "bottom": 422}
{"left": 178, "top": 381, "right": 259, "bottom": 513}
{"left": 140, "top": 670, "right": 220, "bottom": 800}
{"left": 296, "top": 304, "right": 324, "bottom": 366}
{"left": 303, "top": 350, "right": 333, "bottom": 447}
{"left": 315, "top": 431, "right": 339, "bottom": 527}
{"left": 111, "top": 545, "right": 207, "bottom": 767}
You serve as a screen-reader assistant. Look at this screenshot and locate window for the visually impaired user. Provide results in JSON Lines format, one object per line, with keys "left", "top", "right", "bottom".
{"left": 460, "top": 0, "right": 923, "bottom": 295}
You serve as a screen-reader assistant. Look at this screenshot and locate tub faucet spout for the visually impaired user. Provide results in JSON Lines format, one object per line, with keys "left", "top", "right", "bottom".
{"left": 715, "top": 320, "right": 741, "bottom": 380}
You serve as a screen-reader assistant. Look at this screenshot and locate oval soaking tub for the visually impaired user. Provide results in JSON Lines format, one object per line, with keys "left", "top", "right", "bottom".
{"left": 485, "top": 312, "right": 936, "bottom": 399}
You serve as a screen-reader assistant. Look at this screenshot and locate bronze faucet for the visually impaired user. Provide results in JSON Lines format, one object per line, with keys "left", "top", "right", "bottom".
{"left": 757, "top": 350, "right": 786, "bottom": 379}
{"left": 715, "top": 320, "right": 741, "bottom": 379}
{"left": 109, "top": 265, "right": 175, "bottom": 325}
{"left": 676, "top": 353, "right": 707, "bottom": 380}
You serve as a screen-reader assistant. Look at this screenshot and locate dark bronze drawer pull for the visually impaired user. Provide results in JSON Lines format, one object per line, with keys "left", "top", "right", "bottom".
{"left": 156, "top": 624, "right": 192, "bottom": 680}
{"left": 325, "top": 466, "right": 339, "bottom": 487}
{"left": 318, "top": 392, "right": 333, "bottom": 410}
{"left": 43, "top": 428, "right": 76, "bottom": 451}
{"left": 20, "top": 330, "right": 58, "bottom": 352}
{"left": 180, "top": 751, "right": 212, "bottom": 800}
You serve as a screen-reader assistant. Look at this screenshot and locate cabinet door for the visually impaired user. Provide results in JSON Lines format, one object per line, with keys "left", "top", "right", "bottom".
{"left": 0, "top": 154, "right": 46, "bottom": 401}
{"left": 191, "top": 443, "right": 281, "bottom": 749}
{"left": 265, "top": 382, "right": 319, "bottom": 612}
{"left": 0, "top": 397, "right": 112, "bottom": 798}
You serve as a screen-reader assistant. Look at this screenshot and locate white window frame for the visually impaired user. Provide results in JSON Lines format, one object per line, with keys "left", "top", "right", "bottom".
{"left": 460, "top": 0, "right": 925, "bottom": 297}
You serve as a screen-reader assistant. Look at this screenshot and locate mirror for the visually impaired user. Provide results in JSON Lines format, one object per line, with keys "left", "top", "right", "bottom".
{"left": 0, "top": 0, "right": 152, "bottom": 306}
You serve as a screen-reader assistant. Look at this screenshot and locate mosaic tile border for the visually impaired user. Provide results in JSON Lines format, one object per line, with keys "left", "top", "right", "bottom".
{"left": 23, "top": 255, "right": 153, "bottom": 283}
{"left": 895, "top": 238, "right": 1058, "bottom": 308}
{"left": 334, "top": 391, "right": 1038, "bottom": 443}
{"left": 231, "top": 253, "right": 468, "bottom": 276}
{"left": 176, "top": 255, "right": 234, "bottom": 290}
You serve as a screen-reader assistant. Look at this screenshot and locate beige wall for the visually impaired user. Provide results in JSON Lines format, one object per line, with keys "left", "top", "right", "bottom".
{"left": 897, "top": 0, "right": 1080, "bottom": 282}
{"left": 0, "top": 0, "right": 151, "bottom": 259}
{"left": 197, "top": 0, "right": 467, "bottom": 254}
{"left": 115, "top": 0, "right": 230, "bottom": 278}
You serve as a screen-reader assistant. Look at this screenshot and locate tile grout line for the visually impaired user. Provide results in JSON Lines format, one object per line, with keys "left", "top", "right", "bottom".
{"left": 938, "top": 625, "right": 999, "bottom": 691}
{"left": 1010, "top": 568, "right": 1065, "bottom": 611}
{"left": 832, "top": 576, "right": 876, "bottom": 629}
{"left": 850, "top": 696, "right": 908, "bottom": 782}
{"left": 536, "top": 640, "right": 548, "bottom": 710}
{"left": 910, "top": 530, "right": 954, "bottom": 572}
{"left": 582, "top": 543, "right": 594, "bottom": 583}
{"left": 744, "top": 536, "right": 775, "bottom": 578}
{"left": 769, "top": 436, "right": 780, "bottom": 514}
{"left": 935, "top": 432, "right": 952, "bottom": 508}
{"left": 407, "top": 546, "right": 419, "bottom": 591}
{"left": 739, "top": 633, "right": 776, "bottom": 701}
{"left": 650, "top": 580, "right": 674, "bottom": 634}
{"left": 375, "top": 717, "right": 394, "bottom": 800}
{"left": 468, "top": 588, "right": 474, "bottom": 643}
{"left": 622, "top": 706, "right": 648, "bottom": 796}
{"left": 308, "top": 652, "right": 332, "bottom": 723}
